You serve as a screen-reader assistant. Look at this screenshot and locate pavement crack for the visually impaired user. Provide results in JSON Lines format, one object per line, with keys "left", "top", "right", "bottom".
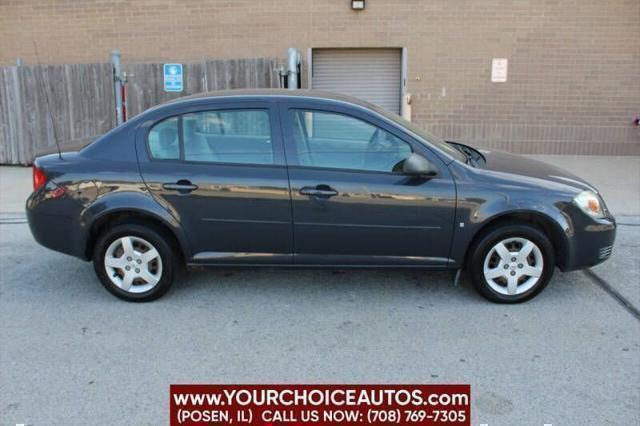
{"left": 0, "top": 218, "right": 27, "bottom": 224}
{"left": 584, "top": 269, "right": 640, "bottom": 322}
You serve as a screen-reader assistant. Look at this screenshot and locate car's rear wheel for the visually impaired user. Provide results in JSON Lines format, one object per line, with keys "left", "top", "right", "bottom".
{"left": 468, "top": 223, "right": 554, "bottom": 303}
{"left": 93, "top": 223, "right": 175, "bottom": 302}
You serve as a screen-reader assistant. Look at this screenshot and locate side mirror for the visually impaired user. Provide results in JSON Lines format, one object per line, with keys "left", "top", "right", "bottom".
{"left": 402, "top": 153, "right": 438, "bottom": 177}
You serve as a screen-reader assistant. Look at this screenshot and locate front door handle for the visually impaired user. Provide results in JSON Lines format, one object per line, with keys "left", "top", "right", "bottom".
{"left": 163, "top": 180, "right": 198, "bottom": 193}
{"left": 299, "top": 185, "right": 338, "bottom": 198}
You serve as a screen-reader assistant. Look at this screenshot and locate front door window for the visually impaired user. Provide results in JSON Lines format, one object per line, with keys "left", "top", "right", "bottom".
{"left": 288, "top": 109, "right": 412, "bottom": 173}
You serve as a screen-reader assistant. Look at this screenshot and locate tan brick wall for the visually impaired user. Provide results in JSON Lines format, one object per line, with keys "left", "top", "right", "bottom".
{"left": 1, "top": 0, "right": 639, "bottom": 154}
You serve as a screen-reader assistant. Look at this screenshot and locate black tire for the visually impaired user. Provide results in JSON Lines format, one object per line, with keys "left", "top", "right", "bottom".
{"left": 467, "top": 223, "right": 555, "bottom": 303}
{"left": 93, "top": 223, "right": 176, "bottom": 302}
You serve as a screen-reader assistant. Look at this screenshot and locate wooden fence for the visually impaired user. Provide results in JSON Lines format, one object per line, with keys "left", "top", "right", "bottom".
{"left": 124, "top": 58, "right": 281, "bottom": 118}
{"left": 0, "top": 63, "right": 115, "bottom": 165}
{"left": 0, "top": 58, "right": 281, "bottom": 165}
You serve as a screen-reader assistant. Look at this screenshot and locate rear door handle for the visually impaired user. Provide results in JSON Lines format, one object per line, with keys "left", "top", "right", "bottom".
{"left": 299, "top": 185, "right": 338, "bottom": 198}
{"left": 163, "top": 180, "right": 198, "bottom": 193}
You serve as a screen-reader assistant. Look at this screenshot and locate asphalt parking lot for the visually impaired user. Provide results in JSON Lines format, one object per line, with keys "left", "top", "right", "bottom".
{"left": 1, "top": 157, "right": 639, "bottom": 425}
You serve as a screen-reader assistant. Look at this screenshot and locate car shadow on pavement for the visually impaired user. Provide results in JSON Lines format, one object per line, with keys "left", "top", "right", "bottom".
{"left": 172, "top": 267, "right": 492, "bottom": 306}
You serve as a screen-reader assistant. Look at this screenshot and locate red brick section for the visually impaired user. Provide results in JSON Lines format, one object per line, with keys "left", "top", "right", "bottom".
{"left": 1, "top": 0, "right": 638, "bottom": 154}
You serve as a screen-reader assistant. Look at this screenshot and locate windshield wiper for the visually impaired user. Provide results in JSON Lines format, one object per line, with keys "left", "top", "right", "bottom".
{"left": 460, "top": 146, "right": 480, "bottom": 167}
{"left": 446, "top": 141, "right": 485, "bottom": 168}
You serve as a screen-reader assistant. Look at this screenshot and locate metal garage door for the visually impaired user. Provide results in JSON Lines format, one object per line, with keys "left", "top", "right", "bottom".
{"left": 311, "top": 48, "right": 402, "bottom": 114}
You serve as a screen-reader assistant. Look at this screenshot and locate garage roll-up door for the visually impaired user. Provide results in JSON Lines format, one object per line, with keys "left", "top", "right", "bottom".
{"left": 311, "top": 48, "right": 402, "bottom": 114}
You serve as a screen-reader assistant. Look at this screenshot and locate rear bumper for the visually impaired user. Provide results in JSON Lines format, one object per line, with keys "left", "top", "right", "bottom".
{"left": 26, "top": 184, "right": 89, "bottom": 260}
{"left": 560, "top": 213, "right": 616, "bottom": 271}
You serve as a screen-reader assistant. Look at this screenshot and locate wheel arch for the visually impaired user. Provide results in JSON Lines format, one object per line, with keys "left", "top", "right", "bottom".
{"left": 463, "top": 210, "right": 570, "bottom": 269}
{"left": 82, "top": 194, "right": 191, "bottom": 262}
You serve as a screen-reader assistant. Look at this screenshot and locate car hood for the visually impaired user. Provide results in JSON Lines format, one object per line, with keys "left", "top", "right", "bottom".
{"left": 476, "top": 147, "right": 597, "bottom": 193}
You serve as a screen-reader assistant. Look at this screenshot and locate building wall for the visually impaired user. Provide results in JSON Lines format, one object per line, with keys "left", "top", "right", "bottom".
{"left": 1, "top": 0, "right": 639, "bottom": 154}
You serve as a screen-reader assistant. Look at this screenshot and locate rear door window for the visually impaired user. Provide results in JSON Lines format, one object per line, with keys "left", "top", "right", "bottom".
{"left": 182, "top": 109, "right": 273, "bottom": 165}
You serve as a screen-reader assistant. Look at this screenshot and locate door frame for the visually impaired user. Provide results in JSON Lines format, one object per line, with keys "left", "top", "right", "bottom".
{"left": 276, "top": 97, "right": 456, "bottom": 267}
{"left": 134, "top": 98, "right": 295, "bottom": 265}
{"left": 134, "top": 98, "right": 287, "bottom": 166}
{"left": 276, "top": 97, "right": 447, "bottom": 171}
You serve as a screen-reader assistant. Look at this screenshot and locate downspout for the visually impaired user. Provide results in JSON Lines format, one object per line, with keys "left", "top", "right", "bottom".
{"left": 111, "top": 50, "right": 124, "bottom": 126}
{"left": 287, "top": 48, "right": 301, "bottom": 90}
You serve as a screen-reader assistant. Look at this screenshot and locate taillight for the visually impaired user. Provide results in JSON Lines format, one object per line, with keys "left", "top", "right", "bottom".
{"left": 32, "top": 164, "right": 47, "bottom": 191}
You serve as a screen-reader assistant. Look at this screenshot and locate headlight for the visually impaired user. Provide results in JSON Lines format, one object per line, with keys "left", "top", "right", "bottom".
{"left": 573, "top": 190, "right": 606, "bottom": 219}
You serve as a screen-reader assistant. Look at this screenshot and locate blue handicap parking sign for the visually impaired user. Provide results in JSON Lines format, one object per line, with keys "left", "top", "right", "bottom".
{"left": 163, "top": 63, "right": 183, "bottom": 92}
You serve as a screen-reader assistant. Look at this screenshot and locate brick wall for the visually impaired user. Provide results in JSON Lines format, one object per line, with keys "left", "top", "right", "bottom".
{"left": 1, "top": 0, "right": 639, "bottom": 154}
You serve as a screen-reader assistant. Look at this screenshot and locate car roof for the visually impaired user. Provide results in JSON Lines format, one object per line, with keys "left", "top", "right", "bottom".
{"left": 161, "top": 88, "right": 376, "bottom": 109}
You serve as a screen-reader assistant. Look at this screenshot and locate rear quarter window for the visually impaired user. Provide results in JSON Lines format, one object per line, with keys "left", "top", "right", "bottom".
{"left": 147, "top": 117, "right": 180, "bottom": 160}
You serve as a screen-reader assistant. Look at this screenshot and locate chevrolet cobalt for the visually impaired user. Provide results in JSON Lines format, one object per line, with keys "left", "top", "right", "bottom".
{"left": 27, "top": 90, "right": 616, "bottom": 302}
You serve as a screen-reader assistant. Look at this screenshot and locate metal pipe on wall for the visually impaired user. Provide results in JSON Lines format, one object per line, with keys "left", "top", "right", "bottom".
{"left": 287, "top": 48, "right": 301, "bottom": 90}
{"left": 111, "top": 50, "right": 124, "bottom": 126}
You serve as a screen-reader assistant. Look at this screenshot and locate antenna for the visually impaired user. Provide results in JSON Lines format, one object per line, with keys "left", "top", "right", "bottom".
{"left": 32, "top": 41, "right": 62, "bottom": 159}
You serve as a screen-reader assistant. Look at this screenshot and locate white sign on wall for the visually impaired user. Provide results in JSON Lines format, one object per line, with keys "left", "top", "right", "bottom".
{"left": 491, "top": 58, "right": 508, "bottom": 83}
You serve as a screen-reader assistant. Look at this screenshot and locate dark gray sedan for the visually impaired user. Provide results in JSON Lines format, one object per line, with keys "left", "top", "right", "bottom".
{"left": 26, "top": 90, "right": 616, "bottom": 302}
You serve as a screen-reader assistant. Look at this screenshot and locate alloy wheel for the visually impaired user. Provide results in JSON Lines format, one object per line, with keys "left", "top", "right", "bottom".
{"left": 482, "top": 237, "right": 544, "bottom": 296}
{"left": 103, "top": 236, "right": 163, "bottom": 293}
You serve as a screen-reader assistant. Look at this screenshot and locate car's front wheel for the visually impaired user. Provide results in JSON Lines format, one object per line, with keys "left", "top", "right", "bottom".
{"left": 468, "top": 223, "right": 555, "bottom": 303}
{"left": 93, "top": 223, "right": 176, "bottom": 302}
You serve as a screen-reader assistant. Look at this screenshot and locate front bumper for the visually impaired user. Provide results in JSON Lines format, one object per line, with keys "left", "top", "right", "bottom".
{"left": 560, "top": 210, "right": 616, "bottom": 271}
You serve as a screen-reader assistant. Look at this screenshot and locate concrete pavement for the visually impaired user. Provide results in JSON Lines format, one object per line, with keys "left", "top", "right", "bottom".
{"left": 0, "top": 222, "right": 638, "bottom": 425}
{"left": 0, "top": 166, "right": 31, "bottom": 214}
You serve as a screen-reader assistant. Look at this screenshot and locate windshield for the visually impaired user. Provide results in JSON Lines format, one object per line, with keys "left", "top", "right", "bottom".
{"left": 371, "top": 105, "right": 467, "bottom": 163}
